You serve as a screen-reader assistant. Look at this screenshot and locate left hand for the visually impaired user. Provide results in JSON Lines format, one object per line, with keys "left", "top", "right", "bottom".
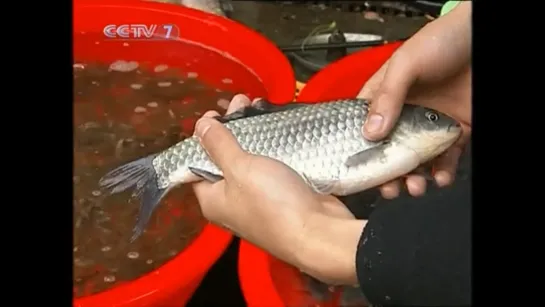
{"left": 191, "top": 94, "right": 362, "bottom": 284}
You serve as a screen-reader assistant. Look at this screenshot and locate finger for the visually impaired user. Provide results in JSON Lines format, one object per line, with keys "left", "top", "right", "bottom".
{"left": 433, "top": 146, "right": 463, "bottom": 187}
{"left": 251, "top": 97, "right": 263, "bottom": 104}
{"left": 357, "top": 60, "right": 389, "bottom": 99}
{"left": 203, "top": 110, "right": 221, "bottom": 118}
{"left": 227, "top": 94, "right": 252, "bottom": 115}
{"left": 379, "top": 180, "right": 401, "bottom": 199}
{"left": 217, "top": 98, "right": 230, "bottom": 110}
{"left": 405, "top": 175, "right": 427, "bottom": 197}
{"left": 192, "top": 180, "right": 226, "bottom": 222}
{"left": 404, "top": 165, "right": 434, "bottom": 181}
{"left": 194, "top": 117, "right": 246, "bottom": 170}
{"left": 363, "top": 51, "right": 417, "bottom": 141}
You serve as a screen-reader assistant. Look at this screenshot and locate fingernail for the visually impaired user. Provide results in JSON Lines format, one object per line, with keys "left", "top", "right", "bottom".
{"left": 195, "top": 118, "right": 212, "bottom": 138}
{"left": 365, "top": 114, "right": 383, "bottom": 134}
{"left": 434, "top": 171, "right": 452, "bottom": 187}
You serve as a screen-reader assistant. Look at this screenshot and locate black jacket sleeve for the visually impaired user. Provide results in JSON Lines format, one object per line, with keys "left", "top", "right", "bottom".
{"left": 355, "top": 164, "right": 471, "bottom": 305}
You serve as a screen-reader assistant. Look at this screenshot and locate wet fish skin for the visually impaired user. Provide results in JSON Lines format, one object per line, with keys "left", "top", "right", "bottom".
{"left": 99, "top": 99, "right": 461, "bottom": 241}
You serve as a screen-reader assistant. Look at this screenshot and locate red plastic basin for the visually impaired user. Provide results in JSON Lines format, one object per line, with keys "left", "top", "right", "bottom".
{"left": 298, "top": 42, "right": 403, "bottom": 101}
{"left": 73, "top": 1, "right": 295, "bottom": 306}
{"left": 238, "top": 42, "right": 402, "bottom": 307}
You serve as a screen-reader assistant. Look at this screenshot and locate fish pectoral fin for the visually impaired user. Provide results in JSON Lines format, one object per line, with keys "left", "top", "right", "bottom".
{"left": 345, "top": 141, "right": 388, "bottom": 167}
{"left": 215, "top": 99, "right": 307, "bottom": 123}
{"left": 301, "top": 173, "right": 337, "bottom": 195}
{"left": 189, "top": 167, "right": 224, "bottom": 183}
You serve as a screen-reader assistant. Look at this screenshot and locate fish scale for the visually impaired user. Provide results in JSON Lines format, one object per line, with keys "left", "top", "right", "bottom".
{"left": 99, "top": 98, "right": 461, "bottom": 241}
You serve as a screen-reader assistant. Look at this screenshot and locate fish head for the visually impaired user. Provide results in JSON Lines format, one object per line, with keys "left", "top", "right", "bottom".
{"left": 395, "top": 105, "right": 463, "bottom": 163}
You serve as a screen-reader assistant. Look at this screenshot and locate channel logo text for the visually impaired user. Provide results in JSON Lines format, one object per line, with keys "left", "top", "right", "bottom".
{"left": 103, "top": 24, "right": 179, "bottom": 40}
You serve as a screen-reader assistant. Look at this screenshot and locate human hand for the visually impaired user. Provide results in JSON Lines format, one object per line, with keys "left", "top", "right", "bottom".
{"left": 192, "top": 94, "right": 362, "bottom": 284}
{"left": 358, "top": 2, "right": 472, "bottom": 199}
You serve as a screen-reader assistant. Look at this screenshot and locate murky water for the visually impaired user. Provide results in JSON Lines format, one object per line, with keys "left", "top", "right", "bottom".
{"left": 73, "top": 38, "right": 260, "bottom": 296}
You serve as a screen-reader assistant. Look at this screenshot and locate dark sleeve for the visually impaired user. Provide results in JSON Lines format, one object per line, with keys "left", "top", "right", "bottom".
{"left": 355, "top": 171, "right": 471, "bottom": 305}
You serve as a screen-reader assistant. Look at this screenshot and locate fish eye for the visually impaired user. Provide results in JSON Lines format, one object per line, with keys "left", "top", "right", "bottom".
{"left": 425, "top": 111, "right": 439, "bottom": 122}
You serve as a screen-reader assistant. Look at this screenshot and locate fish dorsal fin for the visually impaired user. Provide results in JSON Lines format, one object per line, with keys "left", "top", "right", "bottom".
{"left": 214, "top": 99, "right": 308, "bottom": 123}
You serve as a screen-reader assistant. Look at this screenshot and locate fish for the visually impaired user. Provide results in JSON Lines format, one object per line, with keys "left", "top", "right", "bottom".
{"left": 99, "top": 99, "right": 462, "bottom": 241}
{"left": 179, "top": 0, "right": 234, "bottom": 17}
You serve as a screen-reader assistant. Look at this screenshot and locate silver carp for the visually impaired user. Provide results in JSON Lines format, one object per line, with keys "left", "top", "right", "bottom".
{"left": 99, "top": 99, "right": 461, "bottom": 241}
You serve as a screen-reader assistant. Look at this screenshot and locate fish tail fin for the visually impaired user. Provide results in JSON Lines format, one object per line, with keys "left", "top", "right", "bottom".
{"left": 98, "top": 154, "right": 168, "bottom": 242}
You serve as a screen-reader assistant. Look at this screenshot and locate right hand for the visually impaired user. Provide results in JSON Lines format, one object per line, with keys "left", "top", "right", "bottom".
{"left": 358, "top": 2, "right": 472, "bottom": 199}
{"left": 192, "top": 95, "right": 362, "bottom": 284}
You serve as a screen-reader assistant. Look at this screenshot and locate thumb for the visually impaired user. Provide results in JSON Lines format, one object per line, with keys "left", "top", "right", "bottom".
{"left": 357, "top": 59, "right": 389, "bottom": 99}
{"left": 194, "top": 117, "right": 245, "bottom": 171}
{"left": 363, "top": 52, "right": 416, "bottom": 141}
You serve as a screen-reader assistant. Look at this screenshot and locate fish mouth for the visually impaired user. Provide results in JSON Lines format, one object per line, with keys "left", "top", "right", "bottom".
{"left": 435, "top": 126, "right": 463, "bottom": 158}
{"left": 447, "top": 122, "right": 462, "bottom": 133}
{"left": 408, "top": 124, "right": 463, "bottom": 163}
